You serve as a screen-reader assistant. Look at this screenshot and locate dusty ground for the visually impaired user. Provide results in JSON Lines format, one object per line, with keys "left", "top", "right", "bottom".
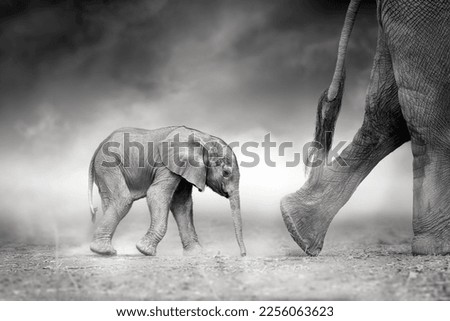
{"left": 1, "top": 213, "right": 450, "bottom": 300}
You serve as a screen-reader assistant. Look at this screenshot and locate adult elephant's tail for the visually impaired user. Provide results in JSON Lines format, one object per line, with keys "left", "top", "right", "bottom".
{"left": 88, "top": 152, "right": 98, "bottom": 223}
{"left": 306, "top": 0, "right": 362, "bottom": 185}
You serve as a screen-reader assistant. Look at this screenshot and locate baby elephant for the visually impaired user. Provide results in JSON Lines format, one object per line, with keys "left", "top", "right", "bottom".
{"left": 88, "top": 126, "right": 246, "bottom": 257}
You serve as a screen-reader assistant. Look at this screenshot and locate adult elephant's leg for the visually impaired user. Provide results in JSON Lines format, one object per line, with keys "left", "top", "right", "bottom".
{"left": 281, "top": 31, "right": 410, "bottom": 256}
{"left": 410, "top": 140, "right": 450, "bottom": 255}
{"left": 90, "top": 175, "right": 133, "bottom": 256}
{"left": 399, "top": 91, "right": 450, "bottom": 255}
{"left": 382, "top": 1, "right": 450, "bottom": 255}
{"left": 380, "top": 0, "right": 450, "bottom": 255}
{"left": 136, "top": 170, "right": 181, "bottom": 256}
{"left": 170, "top": 180, "right": 202, "bottom": 255}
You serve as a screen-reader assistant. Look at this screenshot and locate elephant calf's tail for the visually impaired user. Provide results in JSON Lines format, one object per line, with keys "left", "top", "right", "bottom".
{"left": 88, "top": 153, "right": 98, "bottom": 223}
{"left": 306, "top": 0, "right": 362, "bottom": 185}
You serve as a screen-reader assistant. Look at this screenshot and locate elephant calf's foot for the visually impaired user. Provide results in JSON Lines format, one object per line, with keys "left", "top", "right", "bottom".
{"left": 90, "top": 239, "right": 117, "bottom": 256}
{"left": 280, "top": 192, "right": 332, "bottom": 256}
{"left": 412, "top": 235, "right": 450, "bottom": 255}
{"left": 136, "top": 238, "right": 158, "bottom": 256}
{"left": 183, "top": 243, "right": 203, "bottom": 256}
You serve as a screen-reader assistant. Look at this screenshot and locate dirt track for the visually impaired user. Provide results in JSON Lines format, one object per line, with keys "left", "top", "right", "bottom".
{"left": 1, "top": 214, "right": 450, "bottom": 300}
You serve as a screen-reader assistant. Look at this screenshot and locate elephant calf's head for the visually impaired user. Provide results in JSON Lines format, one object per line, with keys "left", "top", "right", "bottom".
{"left": 204, "top": 142, "right": 239, "bottom": 198}
{"left": 204, "top": 142, "right": 246, "bottom": 256}
{"left": 159, "top": 127, "right": 246, "bottom": 256}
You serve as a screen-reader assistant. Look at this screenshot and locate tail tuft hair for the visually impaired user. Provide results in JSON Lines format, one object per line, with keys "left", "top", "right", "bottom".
{"left": 305, "top": 0, "right": 361, "bottom": 185}
{"left": 306, "top": 72, "right": 345, "bottom": 185}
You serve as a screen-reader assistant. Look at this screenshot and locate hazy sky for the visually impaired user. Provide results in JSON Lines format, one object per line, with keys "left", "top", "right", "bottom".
{"left": 0, "top": 0, "right": 413, "bottom": 242}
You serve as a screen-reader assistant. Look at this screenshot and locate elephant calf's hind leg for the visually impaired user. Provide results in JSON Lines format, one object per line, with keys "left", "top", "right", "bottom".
{"left": 90, "top": 202, "right": 132, "bottom": 256}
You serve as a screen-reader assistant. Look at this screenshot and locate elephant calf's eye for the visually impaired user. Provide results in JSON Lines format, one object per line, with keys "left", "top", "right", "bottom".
{"left": 223, "top": 169, "right": 232, "bottom": 178}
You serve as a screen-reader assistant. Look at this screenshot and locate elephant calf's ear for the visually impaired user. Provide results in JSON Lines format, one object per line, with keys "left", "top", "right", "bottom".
{"left": 158, "top": 130, "right": 207, "bottom": 191}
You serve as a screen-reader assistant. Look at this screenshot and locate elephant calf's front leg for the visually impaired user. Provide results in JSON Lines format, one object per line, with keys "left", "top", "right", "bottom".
{"left": 171, "top": 180, "right": 202, "bottom": 256}
{"left": 136, "top": 175, "right": 181, "bottom": 256}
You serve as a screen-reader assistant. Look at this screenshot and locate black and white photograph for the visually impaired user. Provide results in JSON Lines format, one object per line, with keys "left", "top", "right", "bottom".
{"left": 0, "top": 0, "right": 449, "bottom": 317}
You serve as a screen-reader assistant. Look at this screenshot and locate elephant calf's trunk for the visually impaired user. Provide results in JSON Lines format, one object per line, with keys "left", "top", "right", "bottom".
{"left": 229, "top": 192, "right": 246, "bottom": 257}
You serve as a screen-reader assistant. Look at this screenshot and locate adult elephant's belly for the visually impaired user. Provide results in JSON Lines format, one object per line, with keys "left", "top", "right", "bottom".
{"left": 382, "top": 0, "right": 450, "bottom": 142}
{"left": 382, "top": 0, "right": 450, "bottom": 92}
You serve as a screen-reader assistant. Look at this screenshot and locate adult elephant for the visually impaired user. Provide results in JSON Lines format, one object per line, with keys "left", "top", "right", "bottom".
{"left": 88, "top": 126, "right": 246, "bottom": 257}
{"left": 281, "top": 0, "right": 450, "bottom": 256}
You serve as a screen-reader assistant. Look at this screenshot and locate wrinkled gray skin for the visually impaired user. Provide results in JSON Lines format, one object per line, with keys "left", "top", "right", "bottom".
{"left": 88, "top": 126, "right": 246, "bottom": 257}
{"left": 281, "top": 0, "right": 450, "bottom": 256}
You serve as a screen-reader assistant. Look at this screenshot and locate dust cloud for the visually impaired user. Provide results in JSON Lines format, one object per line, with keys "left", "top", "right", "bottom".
{"left": 0, "top": 0, "right": 412, "bottom": 246}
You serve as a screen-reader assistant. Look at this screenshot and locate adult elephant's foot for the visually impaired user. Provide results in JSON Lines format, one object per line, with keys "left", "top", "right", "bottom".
{"left": 280, "top": 190, "right": 333, "bottom": 256}
{"left": 136, "top": 237, "right": 157, "bottom": 256}
{"left": 90, "top": 239, "right": 117, "bottom": 256}
{"left": 183, "top": 243, "right": 203, "bottom": 256}
{"left": 412, "top": 235, "right": 450, "bottom": 255}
